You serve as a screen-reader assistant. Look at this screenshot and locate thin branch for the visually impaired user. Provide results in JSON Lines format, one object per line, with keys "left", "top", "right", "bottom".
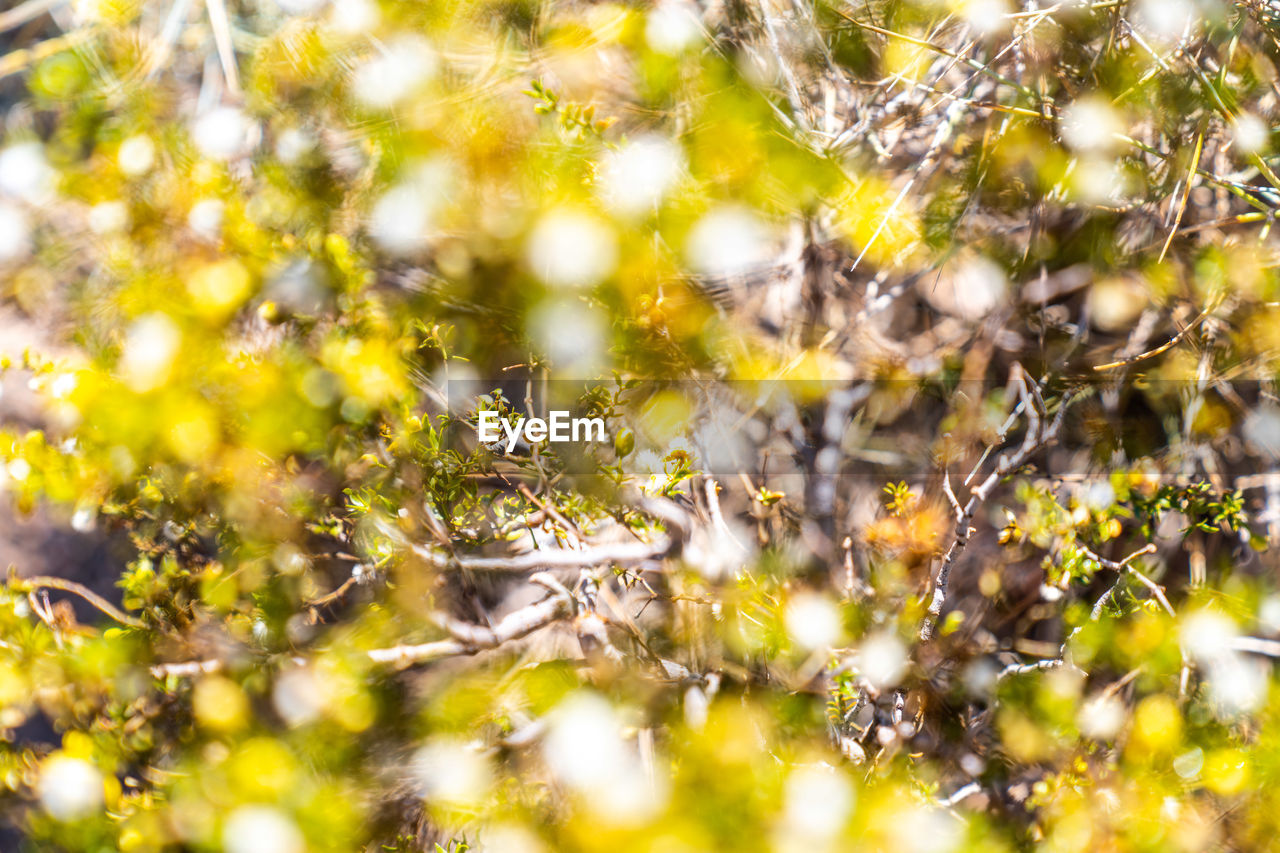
{"left": 1078, "top": 542, "right": 1157, "bottom": 572}
{"left": 1000, "top": 544, "right": 1161, "bottom": 682}
{"left": 410, "top": 496, "right": 685, "bottom": 572}
{"left": 1229, "top": 636, "right": 1280, "bottom": 657}
{"left": 17, "top": 576, "right": 144, "bottom": 629}
{"left": 1092, "top": 302, "right": 1217, "bottom": 371}
{"left": 1116, "top": 563, "right": 1175, "bottom": 618}
{"left": 0, "top": 0, "right": 61, "bottom": 33}
{"left": 1077, "top": 543, "right": 1169, "bottom": 618}
{"left": 937, "top": 781, "right": 981, "bottom": 809}
{"left": 920, "top": 374, "right": 1072, "bottom": 640}
{"left": 996, "top": 656, "right": 1071, "bottom": 682}
{"left": 942, "top": 470, "right": 962, "bottom": 521}
{"left": 367, "top": 588, "right": 573, "bottom": 665}
{"left": 1158, "top": 130, "right": 1204, "bottom": 263}
{"left": 305, "top": 573, "right": 360, "bottom": 613}
{"left": 151, "top": 658, "right": 225, "bottom": 678}
{"left": 831, "top": 9, "right": 1047, "bottom": 106}
{"left": 516, "top": 482, "right": 585, "bottom": 544}
{"left": 410, "top": 535, "right": 670, "bottom": 572}
{"left": 204, "top": 0, "right": 241, "bottom": 96}
{"left": 154, "top": 582, "right": 576, "bottom": 676}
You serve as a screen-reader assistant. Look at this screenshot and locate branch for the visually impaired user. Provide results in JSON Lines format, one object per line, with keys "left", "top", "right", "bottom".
{"left": 1092, "top": 301, "right": 1216, "bottom": 371}
{"left": 0, "top": 0, "right": 60, "bottom": 33}
{"left": 151, "top": 658, "right": 225, "bottom": 678}
{"left": 153, "top": 576, "right": 578, "bottom": 676}
{"left": 1077, "top": 543, "right": 1168, "bottom": 619}
{"left": 409, "top": 496, "right": 685, "bottom": 572}
{"left": 995, "top": 656, "right": 1069, "bottom": 682}
{"left": 920, "top": 374, "right": 1072, "bottom": 640}
{"left": 154, "top": 591, "right": 574, "bottom": 676}
{"left": 410, "top": 536, "right": 670, "bottom": 572}
{"left": 937, "top": 781, "right": 981, "bottom": 809}
{"left": 16, "top": 575, "right": 144, "bottom": 629}
{"left": 367, "top": 589, "right": 571, "bottom": 665}
{"left": 1228, "top": 636, "right": 1280, "bottom": 657}
{"left": 999, "top": 544, "right": 1160, "bottom": 682}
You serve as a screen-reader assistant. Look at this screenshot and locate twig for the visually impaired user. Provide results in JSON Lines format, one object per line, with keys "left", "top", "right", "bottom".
{"left": 760, "top": 0, "right": 809, "bottom": 133}
{"left": 155, "top": 576, "right": 577, "bottom": 676}
{"left": 999, "top": 543, "right": 1161, "bottom": 683}
{"left": 0, "top": 0, "right": 61, "bottom": 33}
{"left": 937, "top": 781, "right": 981, "bottom": 809}
{"left": 151, "top": 658, "right": 226, "bottom": 678}
{"left": 410, "top": 535, "right": 670, "bottom": 572}
{"left": 1229, "top": 636, "right": 1280, "bottom": 657}
{"left": 204, "top": 0, "right": 241, "bottom": 96}
{"left": 17, "top": 576, "right": 144, "bottom": 629}
{"left": 366, "top": 585, "right": 573, "bottom": 665}
{"left": 833, "top": 10, "right": 1048, "bottom": 106}
{"left": 305, "top": 574, "right": 360, "bottom": 612}
{"left": 410, "top": 496, "right": 685, "bottom": 571}
{"left": 516, "top": 482, "right": 585, "bottom": 544}
{"left": 1076, "top": 543, "right": 1170, "bottom": 618}
{"left": 996, "top": 656, "right": 1070, "bottom": 682}
{"left": 920, "top": 372, "right": 1072, "bottom": 640}
{"left": 1092, "top": 302, "right": 1216, "bottom": 371}
{"left": 1120, "top": 564, "right": 1176, "bottom": 619}
{"left": 1158, "top": 130, "right": 1204, "bottom": 263}
{"left": 1078, "top": 542, "right": 1157, "bottom": 572}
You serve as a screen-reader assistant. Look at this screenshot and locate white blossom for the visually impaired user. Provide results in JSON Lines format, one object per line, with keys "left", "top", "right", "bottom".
{"left": 189, "top": 199, "right": 225, "bottom": 241}
{"left": 1059, "top": 97, "right": 1123, "bottom": 152}
{"left": 412, "top": 738, "right": 492, "bottom": 805}
{"left": 782, "top": 764, "right": 853, "bottom": 840}
{"left": 0, "top": 143, "right": 55, "bottom": 203}
{"left": 785, "top": 593, "right": 842, "bottom": 651}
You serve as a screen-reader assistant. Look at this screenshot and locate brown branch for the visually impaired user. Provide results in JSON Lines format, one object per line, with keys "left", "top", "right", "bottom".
{"left": 154, "top": 586, "right": 576, "bottom": 677}
{"left": 151, "top": 658, "right": 226, "bottom": 678}
{"left": 920, "top": 373, "right": 1072, "bottom": 640}
{"left": 17, "top": 575, "right": 144, "bottom": 629}
{"left": 1092, "top": 301, "right": 1216, "bottom": 371}
{"left": 305, "top": 574, "right": 360, "bottom": 612}
{"left": 1078, "top": 543, "right": 1162, "bottom": 619}
{"left": 409, "top": 496, "right": 685, "bottom": 572}
{"left": 367, "top": 587, "right": 573, "bottom": 665}
{"left": 999, "top": 543, "right": 1160, "bottom": 683}
{"left": 410, "top": 536, "right": 670, "bottom": 572}
{"left": 996, "top": 656, "right": 1071, "bottom": 682}
{"left": 0, "top": 0, "right": 60, "bottom": 33}
{"left": 516, "top": 482, "right": 586, "bottom": 544}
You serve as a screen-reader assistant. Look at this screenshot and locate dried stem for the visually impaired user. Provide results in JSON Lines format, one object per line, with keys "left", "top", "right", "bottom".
{"left": 155, "top": 574, "right": 576, "bottom": 676}
{"left": 920, "top": 373, "right": 1072, "bottom": 640}
{"left": 17, "top": 575, "right": 144, "bottom": 629}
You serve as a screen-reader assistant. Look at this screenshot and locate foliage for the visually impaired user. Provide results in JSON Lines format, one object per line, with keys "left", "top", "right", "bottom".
{"left": 2, "top": 0, "right": 1280, "bottom": 851}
